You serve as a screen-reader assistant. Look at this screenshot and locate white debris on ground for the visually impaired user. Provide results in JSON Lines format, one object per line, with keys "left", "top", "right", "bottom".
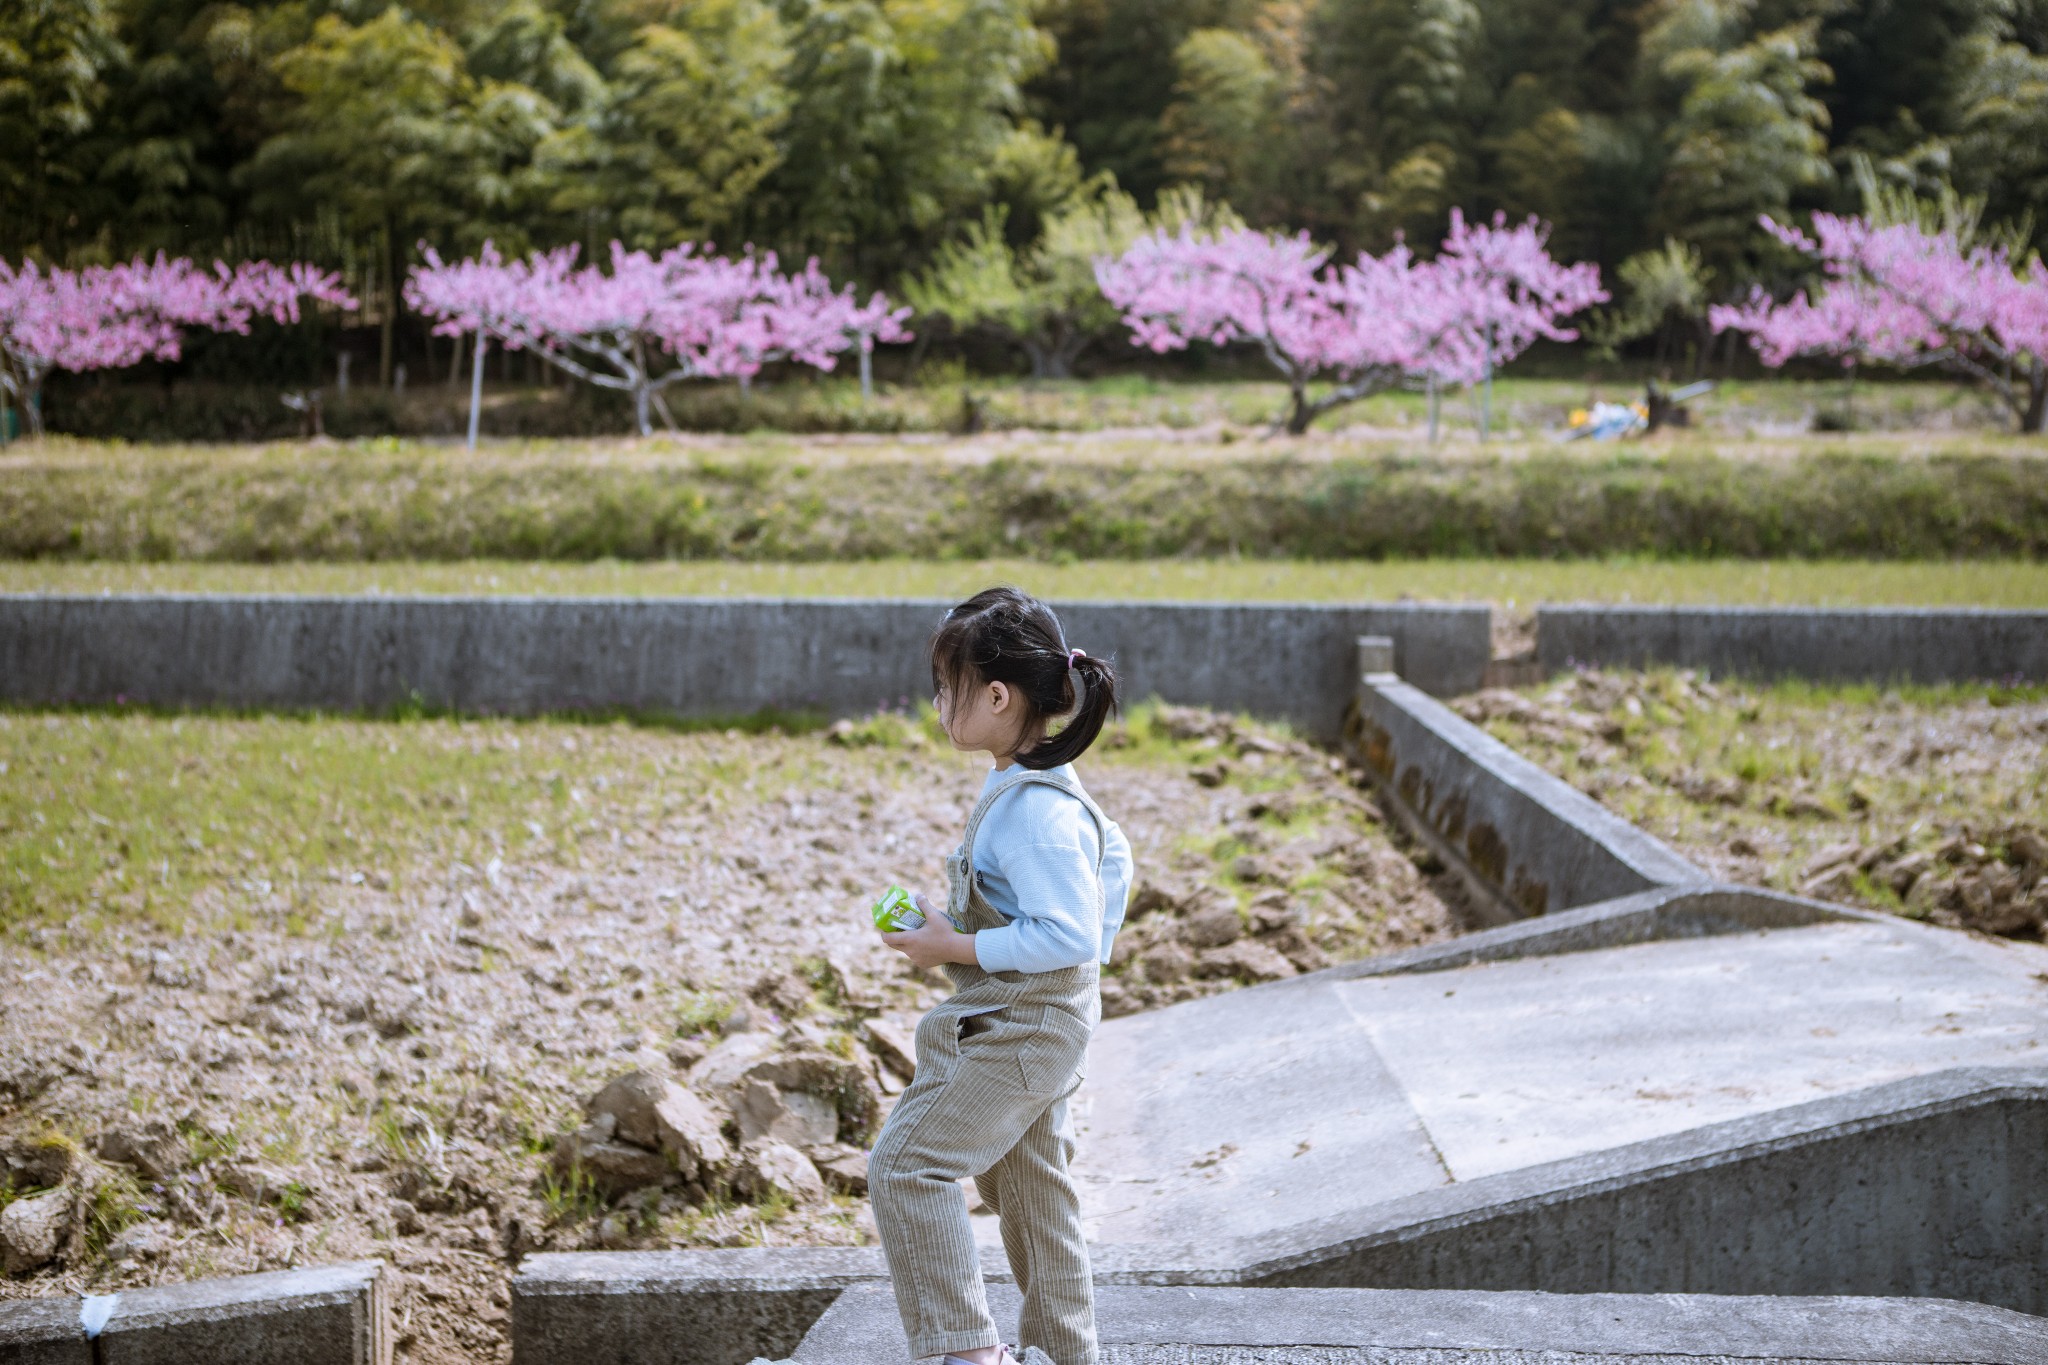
{"left": 0, "top": 706, "right": 1460, "bottom": 1364}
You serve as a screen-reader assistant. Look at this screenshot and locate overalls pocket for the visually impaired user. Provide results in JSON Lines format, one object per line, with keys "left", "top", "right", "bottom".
{"left": 1015, "top": 1004, "right": 1092, "bottom": 1094}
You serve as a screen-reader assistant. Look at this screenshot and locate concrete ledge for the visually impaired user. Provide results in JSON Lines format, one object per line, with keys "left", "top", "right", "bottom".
{"left": 1231, "top": 1067, "right": 2048, "bottom": 1317}
{"left": 0, "top": 595, "right": 1490, "bottom": 739}
{"left": 0, "top": 1296, "right": 90, "bottom": 1365}
{"left": 1344, "top": 674, "right": 1706, "bottom": 919}
{"left": 1537, "top": 605, "right": 2048, "bottom": 685}
{"left": 0, "top": 1261, "right": 389, "bottom": 1365}
{"left": 509, "top": 1247, "right": 887, "bottom": 1365}
{"left": 1332, "top": 883, "right": 1862, "bottom": 980}
{"left": 797, "top": 1283, "right": 2048, "bottom": 1364}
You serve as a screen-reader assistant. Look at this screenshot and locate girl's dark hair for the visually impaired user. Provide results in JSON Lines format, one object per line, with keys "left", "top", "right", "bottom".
{"left": 929, "top": 586, "right": 1120, "bottom": 770}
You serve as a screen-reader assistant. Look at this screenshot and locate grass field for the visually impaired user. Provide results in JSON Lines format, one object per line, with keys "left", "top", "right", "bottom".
{"left": 5, "top": 434, "right": 2045, "bottom": 562}
{"left": 6, "top": 557, "right": 2048, "bottom": 610}
{"left": 32, "top": 371, "right": 2024, "bottom": 443}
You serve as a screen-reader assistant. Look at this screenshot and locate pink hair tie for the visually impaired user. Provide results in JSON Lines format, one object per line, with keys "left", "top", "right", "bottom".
{"left": 1068, "top": 648, "right": 1085, "bottom": 668}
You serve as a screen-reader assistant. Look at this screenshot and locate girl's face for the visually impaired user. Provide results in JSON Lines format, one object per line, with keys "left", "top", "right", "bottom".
{"left": 935, "top": 675, "right": 1034, "bottom": 762}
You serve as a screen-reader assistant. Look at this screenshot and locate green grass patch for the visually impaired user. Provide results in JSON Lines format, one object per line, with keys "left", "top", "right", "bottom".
{"left": 5, "top": 556, "right": 2048, "bottom": 608}
{"left": 4, "top": 437, "right": 2046, "bottom": 563}
{"left": 0, "top": 707, "right": 845, "bottom": 936}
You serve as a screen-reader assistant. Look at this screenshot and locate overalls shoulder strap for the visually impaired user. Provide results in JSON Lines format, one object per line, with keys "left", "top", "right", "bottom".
{"left": 958, "top": 767, "right": 1112, "bottom": 875}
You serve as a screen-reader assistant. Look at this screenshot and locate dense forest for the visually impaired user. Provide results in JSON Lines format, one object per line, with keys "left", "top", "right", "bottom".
{"left": 7, "top": 0, "right": 2048, "bottom": 382}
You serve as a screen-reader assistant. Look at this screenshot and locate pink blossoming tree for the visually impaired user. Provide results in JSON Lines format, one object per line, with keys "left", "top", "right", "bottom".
{"left": 1095, "top": 211, "right": 1604, "bottom": 435}
{"left": 1712, "top": 214, "right": 2048, "bottom": 433}
{"left": 407, "top": 242, "right": 909, "bottom": 441}
{"left": 0, "top": 256, "right": 354, "bottom": 439}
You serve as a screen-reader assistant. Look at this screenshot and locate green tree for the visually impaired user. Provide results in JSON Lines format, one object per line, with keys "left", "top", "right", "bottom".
{"left": 539, "top": 0, "right": 789, "bottom": 249}
{"left": 0, "top": 0, "right": 122, "bottom": 258}
{"left": 1159, "top": 28, "right": 1279, "bottom": 211}
{"left": 756, "top": 0, "right": 1051, "bottom": 278}
{"left": 249, "top": 8, "right": 555, "bottom": 384}
{"left": 1648, "top": 6, "right": 1834, "bottom": 281}
{"left": 905, "top": 181, "right": 1236, "bottom": 376}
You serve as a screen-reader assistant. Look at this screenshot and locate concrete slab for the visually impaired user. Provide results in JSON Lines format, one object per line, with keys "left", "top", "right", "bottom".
{"left": 511, "top": 1247, "right": 886, "bottom": 1365}
{"left": 0, "top": 1296, "right": 91, "bottom": 1365}
{"left": 795, "top": 1284, "right": 2048, "bottom": 1363}
{"left": 96, "top": 1261, "right": 391, "bottom": 1365}
{"left": 1073, "top": 980, "right": 1448, "bottom": 1245}
{"left": 1338, "top": 918, "right": 2048, "bottom": 1180}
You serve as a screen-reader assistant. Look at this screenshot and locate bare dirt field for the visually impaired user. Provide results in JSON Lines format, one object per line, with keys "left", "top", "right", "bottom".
{"left": 1455, "top": 672, "right": 2048, "bottom": 940}
{"left": 0, "top": 704, "right": 1459, "bottom": 1363}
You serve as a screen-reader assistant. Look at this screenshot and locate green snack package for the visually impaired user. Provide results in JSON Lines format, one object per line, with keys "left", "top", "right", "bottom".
{"left": 872, "top": 884, "right": 965, "bottom": 932}
{"left": 871, "top": 884, "right": 926, "bottom": 932}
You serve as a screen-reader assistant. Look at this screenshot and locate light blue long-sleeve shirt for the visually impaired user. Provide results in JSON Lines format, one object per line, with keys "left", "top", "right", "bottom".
{"left": 967, "top": 764, "right": 1134, "bottom": 975}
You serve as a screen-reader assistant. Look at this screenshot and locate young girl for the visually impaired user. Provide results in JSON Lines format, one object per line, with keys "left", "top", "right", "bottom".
{"left": 871, "top": 586, "right": 1133, "bottom": 1365}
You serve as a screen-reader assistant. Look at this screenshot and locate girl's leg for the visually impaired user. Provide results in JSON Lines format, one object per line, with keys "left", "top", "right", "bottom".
{"left": 870, "top": 1027, "right": 1065, "bottom": 1360}
{"left": 978, "top": 1095, "right": 1096, "bottom": 1365}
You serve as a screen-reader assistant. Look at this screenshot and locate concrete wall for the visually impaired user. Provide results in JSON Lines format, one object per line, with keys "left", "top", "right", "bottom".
{"left": 0, "top": 596, "right": 1491, "bottom": 740}
{"left": 1246, "top": 1070, "right": 2048, "bottom": 1317}
{"left": 1344, "top": 674, "right": 1707, "bottom": 919}
{"left": 0, "top": 1262, "right": 389, "bottom": 1365}
{"left": 1537, "top": 605, "right": 2048, "bottom": 685}
{"left": 510, "top": 1247, "right": 888, "bottom": 1365}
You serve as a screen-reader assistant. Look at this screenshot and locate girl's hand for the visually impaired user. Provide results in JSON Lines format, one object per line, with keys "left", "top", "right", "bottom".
{"left": 880, "top": 893, "right": 979, "bottom": 970}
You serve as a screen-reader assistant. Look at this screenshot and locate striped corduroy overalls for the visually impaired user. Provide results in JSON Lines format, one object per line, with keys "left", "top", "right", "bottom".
{"left": 868, "top": 767, "right": 1108, "bottom": 1365}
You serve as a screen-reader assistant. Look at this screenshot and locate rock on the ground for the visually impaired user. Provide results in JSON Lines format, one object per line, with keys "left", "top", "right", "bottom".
{"left": 736, "top": 1079, "right": 840, "bottom": 1148}
{"left": 96, "top": 1120, "right": 183, "bottom": 1182}
{"left": 1, "top": 1187, "right": 72, "bottom": 1274}
{"left": 1181, "top": 899, "right": 1244, "bottom": 949}
{"left": 587, "top": 1069, "right": 733, "bottom": 1179}
{"left": 1195, "top": 939, "right": 1298, "bottom": 983}
{"left": 809, "top": 1145, "right": 869, "bottom": 1196}
{"left": 555, "top": 1113, "right": 673, "bottom": 1198}
{"left": 736, "top": 1141, "right": 827, "bottom": 1205}
{"left": 863, "top": 1017, "right": 919, "bottom": 1079}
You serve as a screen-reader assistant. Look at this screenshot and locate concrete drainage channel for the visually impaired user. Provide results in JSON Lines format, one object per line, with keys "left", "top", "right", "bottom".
{"left": 3, "top": 605, "right": 2047, "bottom": 1363}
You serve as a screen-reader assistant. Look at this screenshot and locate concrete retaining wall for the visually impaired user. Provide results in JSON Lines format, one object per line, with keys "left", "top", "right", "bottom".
{"left": 1537, "top": 605, "right": 2048, "bottom": 685}
{"left": 0, "top": 1261, "right": 389, "bottom": 1365}
{"left": 1344, "top": 672, "right": 1707, "bottom": 920}
{"left": 1243, "top": 1068, "right": 2048, "bottom": 1317}
{"left": 0, "top": 596, "right": 1490, "bottom": 740}
{"left": 509, "top": 1246, "right": 889, "bottom": 1365}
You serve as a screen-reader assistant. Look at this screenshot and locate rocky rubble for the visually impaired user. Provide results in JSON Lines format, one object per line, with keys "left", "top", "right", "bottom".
{"left": 0, "top": 708, "right": 1458, "bottom": 1364}
{"left": 1459, "top": 670, "right": 2048, "bottom": 940}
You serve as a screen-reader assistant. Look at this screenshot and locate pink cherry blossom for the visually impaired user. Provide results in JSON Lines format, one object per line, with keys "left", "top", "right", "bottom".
{"left": 0, "top": 254, "right": 354, "bottom": 439}
{"left": 1712, "top": 212, "right": 2048, "bottom": 432}
{"left": 1095, "top": 211, "right": 1603, "bottom": 434}
{"left": 407, "top": 242, "right": 910, "bottom": 436}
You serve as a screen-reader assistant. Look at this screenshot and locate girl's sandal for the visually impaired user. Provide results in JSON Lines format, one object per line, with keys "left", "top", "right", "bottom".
{"left": 941, "top": 1351, "right": 1019, "bottom": 1365}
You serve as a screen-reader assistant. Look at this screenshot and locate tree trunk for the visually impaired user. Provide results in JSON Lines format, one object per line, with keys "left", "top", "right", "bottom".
{"left": 1285, "top": 380, "right": 1314, "bottom": 435}
{"left": 1427, "top": 373, "right": 1440, "bottom": 444}
{"left": 2024, "top": 369, "right": 2046, "bottom": 434}
{"left": 1480, "top": 321, "right": 1495, "bottom": 442}
{"left": 858, "top": 341, "right": 874, "bottom": 401}
{"left": 467, "top": 333, "right": 486, "bottom": 451}
{"left": 633, "top": 383, "right": 652, "bottom": 436}
{"left": 379, "top": 219, "right": 397, "bottom": 390}
{"left": 22, "top": 384, "right": 44, "bottom": 439}
{"left": 448, "top": 330, "right": 465, "bottom": 389}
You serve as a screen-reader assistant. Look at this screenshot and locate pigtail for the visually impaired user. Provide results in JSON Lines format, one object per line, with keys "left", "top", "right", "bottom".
{"left": 1020, "top": 652, "right": 1119, "bottom": 770}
